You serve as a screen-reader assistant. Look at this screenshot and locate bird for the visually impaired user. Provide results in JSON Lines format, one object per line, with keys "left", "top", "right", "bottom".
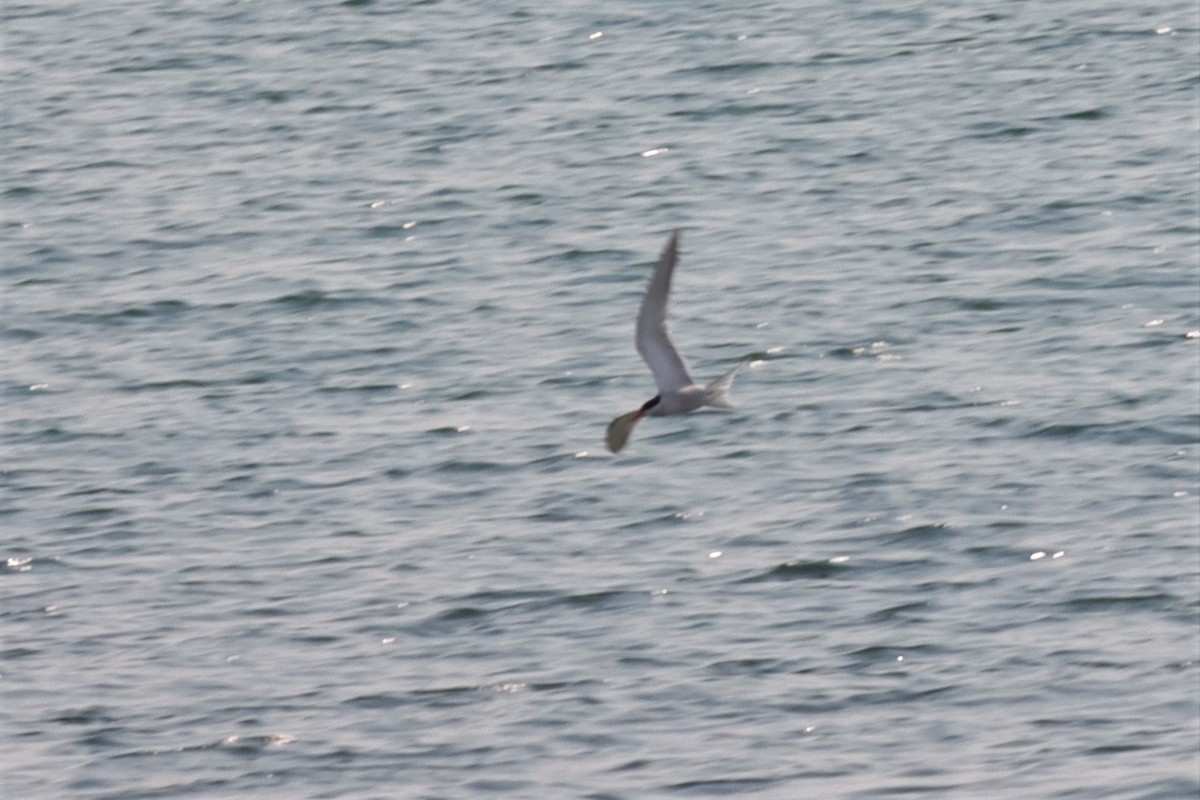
{"left": 605, "top": 231, "right": 740, "bottom": 453}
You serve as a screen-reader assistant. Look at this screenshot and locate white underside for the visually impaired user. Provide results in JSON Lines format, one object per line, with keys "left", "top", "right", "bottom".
{"left": 645, "top": 386, "right": 709, "bottom": 416}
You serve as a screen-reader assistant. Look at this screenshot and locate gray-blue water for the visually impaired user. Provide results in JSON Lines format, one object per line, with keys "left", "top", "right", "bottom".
{"left": 3, "top": 2, "right": 1199, "bottom": 798}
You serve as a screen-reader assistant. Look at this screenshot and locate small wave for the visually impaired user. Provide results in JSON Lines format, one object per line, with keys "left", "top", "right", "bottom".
{"left": 113, "top": 733, "right": 295, "bottom": 758}
{"left": 739, "top": 559, "right": 854, "bottom": 583}
{"left": 1062, "top": 593, "right": 1176, "bottom": 612}
{"left": 1021, "top": 419, "right": 1195, "bottom": 446}
{"left": 58, "top": 300, "right": 192, "bottom": 327}
{"left": 665, "top": 776, "right": 781, "bottom": 792}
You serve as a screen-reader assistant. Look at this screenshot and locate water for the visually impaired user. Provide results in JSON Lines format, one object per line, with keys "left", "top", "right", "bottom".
{"left": 3, "top": 2, "right": 1198, "bottom": 798}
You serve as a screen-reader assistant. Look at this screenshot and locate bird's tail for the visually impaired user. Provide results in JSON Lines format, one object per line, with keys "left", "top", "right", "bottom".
{"left": 704, "top": 363, "right": 740, "bottom": 409}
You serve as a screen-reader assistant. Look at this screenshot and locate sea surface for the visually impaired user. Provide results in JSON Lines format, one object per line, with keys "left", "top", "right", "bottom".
{"left": 3, "top": 2, "right": 1199, "bottom": 798}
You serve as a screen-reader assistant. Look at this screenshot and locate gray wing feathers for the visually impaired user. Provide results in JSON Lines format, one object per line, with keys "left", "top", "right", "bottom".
{"left": 635, "top": 231, "right": 694, "bottom": 392}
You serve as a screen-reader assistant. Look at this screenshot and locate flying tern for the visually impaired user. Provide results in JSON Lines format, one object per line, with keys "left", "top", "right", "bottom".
{"left": 605, "top": 231, "right": 740, "bottom": 453}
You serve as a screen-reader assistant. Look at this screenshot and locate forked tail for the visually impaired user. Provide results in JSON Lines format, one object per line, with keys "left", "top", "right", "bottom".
{"left": 704, "top": 363, "right": 741, "bottom": 409}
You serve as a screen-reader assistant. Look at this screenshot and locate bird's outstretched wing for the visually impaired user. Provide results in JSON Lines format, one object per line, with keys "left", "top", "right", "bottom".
{"left": 635, "top": 231, "right": 693, "bottom": 393}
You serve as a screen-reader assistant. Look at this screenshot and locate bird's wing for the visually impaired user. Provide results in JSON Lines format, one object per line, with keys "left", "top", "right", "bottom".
{"left": 635, "top": 231, "right": 694, "bottom": 393}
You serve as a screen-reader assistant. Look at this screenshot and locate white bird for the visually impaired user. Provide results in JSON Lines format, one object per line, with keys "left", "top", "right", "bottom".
{"left": 606, "top": 231, "right": 740, "bottom": 453}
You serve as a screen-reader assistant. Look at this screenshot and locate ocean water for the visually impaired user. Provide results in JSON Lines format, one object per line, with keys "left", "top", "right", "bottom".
{"left": 3, "top": 1, "right": 1198, "bottom": 798}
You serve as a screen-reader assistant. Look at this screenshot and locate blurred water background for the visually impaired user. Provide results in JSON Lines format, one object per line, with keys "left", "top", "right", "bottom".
{"left": 3, "top": 2, "right": 1199, "bottom": 798}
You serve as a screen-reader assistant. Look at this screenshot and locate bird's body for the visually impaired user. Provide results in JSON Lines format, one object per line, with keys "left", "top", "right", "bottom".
{"left": 643, "top": 385, "right": 708, "bottom": 417}
{"left": 606, "top": 231, "right": 739, "bottom": 453}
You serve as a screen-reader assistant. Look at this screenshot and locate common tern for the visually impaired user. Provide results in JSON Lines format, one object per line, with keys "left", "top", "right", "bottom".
{"left": 605, "top": 231, "right": 740, "bottom": 453}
